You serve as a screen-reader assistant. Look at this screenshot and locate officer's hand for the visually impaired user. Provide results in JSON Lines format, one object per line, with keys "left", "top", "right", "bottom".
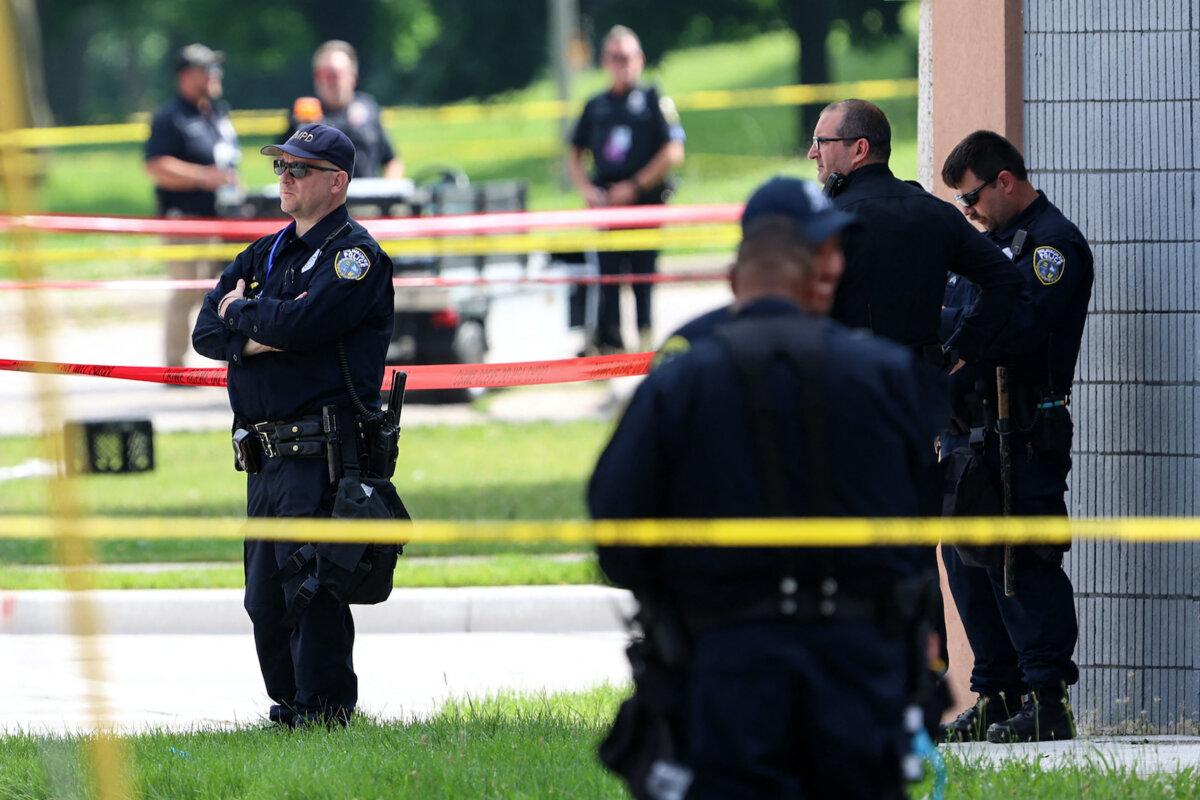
{"left": 606, "top": 180, "right": 638, "bottom": 206}
{"left": 242, "top": 339, "right": 280, "bottom": 356}
{"left": 949, "top": 358, "right": 967, "bottom": 374}
{"left": 202, "top": 165, "right": 236, "bottom": 191}
{"left": 582, "top": 184, "right": 607, "bottom": 208}
{"left": 218, "top": 278, "right": 246, "bottom": 319}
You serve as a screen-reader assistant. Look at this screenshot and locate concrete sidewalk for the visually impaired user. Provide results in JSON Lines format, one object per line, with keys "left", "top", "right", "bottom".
{"left": 0, "top": 585, "right": 635, "bottom": 635}
{"left": 944, "top": 737, "right": 1200, "bottom": 775}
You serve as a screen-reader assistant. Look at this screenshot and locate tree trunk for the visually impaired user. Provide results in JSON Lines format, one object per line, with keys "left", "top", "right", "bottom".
{"left": 785, "top": 0, "right": 832, "bottom": 150}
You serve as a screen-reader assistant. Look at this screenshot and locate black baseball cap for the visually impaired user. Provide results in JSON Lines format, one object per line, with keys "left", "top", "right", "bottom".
{"left": 260, "top": 123, "right": 356, "bottom": 176}
{"left": 741, "top": 176, "right": 857, "bottom": 246}
{"left": 176, "top": 43, "right": 223, "bottom": 73}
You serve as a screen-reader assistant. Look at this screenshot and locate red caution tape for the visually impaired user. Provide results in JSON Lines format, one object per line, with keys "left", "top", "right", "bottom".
{"left": 0, "top": 269, "right": 728, "bottom": 293}
{"left": 0, "top": 353, "right": 653, "bottom": 390}
{"left": 2, "top": 204, "right": 743, "bottom": 240}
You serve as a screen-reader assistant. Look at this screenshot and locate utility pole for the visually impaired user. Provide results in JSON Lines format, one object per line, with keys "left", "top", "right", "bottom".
{"left": 548, "top": 0, "right": 580, "bottom": 190}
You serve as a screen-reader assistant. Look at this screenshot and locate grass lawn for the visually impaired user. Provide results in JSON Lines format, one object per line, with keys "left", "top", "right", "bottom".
{"left": 0, "top": 687, "right": 1194, "bottom": 799}
{"left": 0, "top": 554, "right": 601, "bottom": 591}
{"left": 0, "top": 420, "right": 613, "bottom": 568}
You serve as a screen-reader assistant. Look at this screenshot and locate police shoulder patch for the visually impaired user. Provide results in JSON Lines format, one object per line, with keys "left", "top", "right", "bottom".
{"left": 334, "top": 247, "right": 372, "bottom": 281}
{"left": 1032, "top": 245, "right": 1066, "bottom": 286}
{"left": 651, "top": 334, "right": 691, "bottom": 370}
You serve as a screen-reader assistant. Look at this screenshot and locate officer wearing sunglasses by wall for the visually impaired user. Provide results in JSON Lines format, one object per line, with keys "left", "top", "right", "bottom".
{"left": 192, "top": 123, "right": 394, "bottom": 727}
{"left": 937, "top": 130, "right": 1093, "bottom": 744}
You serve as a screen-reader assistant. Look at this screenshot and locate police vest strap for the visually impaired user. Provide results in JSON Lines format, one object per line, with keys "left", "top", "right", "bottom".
{"left": 281, "top": 574, "right": 321, "bottom": 630}
{"left": 714, "top": 313, "right": 833, "bottom": 515}
{"left": 271, "top": 543, "right": 318, "bottom": 583}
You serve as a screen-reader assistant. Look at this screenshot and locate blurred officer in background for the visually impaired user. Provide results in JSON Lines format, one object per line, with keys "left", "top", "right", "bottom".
{"left": 192, "top": 124, "right": 394, "bottom": 727}
{"left": 284, "top": 40, "right": 404, "bottom": 180}
{"left": 590, "top": 177, "right": 947, "bottom": 799}
{"left": 938, "top": 130, "right": 1092, "bottom": 744}
{"left": 808, "top": 99, "right": 1022, "bottom": 371}
{"left": 568, "top": 25, "right": 685, "bottom": 355}
{"left": 146, "top": 43, "right": 241, "bottom": 368}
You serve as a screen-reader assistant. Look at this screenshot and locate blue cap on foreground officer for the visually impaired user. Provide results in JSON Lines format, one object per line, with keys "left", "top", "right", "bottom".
{"left": 192, "top": 123, "right": 395, "bottom": 728}
{"left": 590, "top": 176, "right": 948, "bottom": 799}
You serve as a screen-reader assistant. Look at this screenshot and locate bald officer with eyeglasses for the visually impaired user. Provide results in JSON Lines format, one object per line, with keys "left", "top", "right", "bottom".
{"left": 192, "top": 123, "right": 394, "bottom": 728}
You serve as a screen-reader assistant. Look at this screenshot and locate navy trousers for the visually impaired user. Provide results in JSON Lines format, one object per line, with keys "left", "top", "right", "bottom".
{"left": 595, "top": 248, "right": 657, "bottom": 349}
{"left": 682, "top": 621, "right": 910, "bottom": 800}
{"left": 942, "top": 494, "right": 1079, "bottom": 695}
{"left": 244, "top": 454, "right": 357, "bottom": 723}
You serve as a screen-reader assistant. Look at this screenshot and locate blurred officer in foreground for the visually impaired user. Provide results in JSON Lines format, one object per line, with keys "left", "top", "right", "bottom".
{"left": 146, "top": 43, "right": 242, "bottom": 368}
{"left": 938, "top": 131, "right": 1092, "bottom": 744}
{"left": 808, "top": 99, "right": 1022, "bottom": 369}
{"left": 193, "top": 124, "right": 395, "bottom": 727}
{"left": 590, "top": 177, "right": 947, "bottom": 799}
{"left": 284, "top": 40, "right": 404, "bottom": 179}
{"left": 568, "top": 25, "right": 685, "bottom": 355}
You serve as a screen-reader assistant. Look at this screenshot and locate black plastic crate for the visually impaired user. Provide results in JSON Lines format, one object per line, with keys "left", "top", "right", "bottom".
{"left": 64, "top": 420, "right": 155, "bottom": 474}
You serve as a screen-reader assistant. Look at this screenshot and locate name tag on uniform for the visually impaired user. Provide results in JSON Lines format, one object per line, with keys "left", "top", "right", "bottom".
{"left": 300, "top": 251, "right": 320, "bottom": 273}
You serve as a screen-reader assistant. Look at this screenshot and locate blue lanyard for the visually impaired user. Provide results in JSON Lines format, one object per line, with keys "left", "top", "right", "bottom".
{"left": 263, "top": 225, "right": 291, "bottom": 284}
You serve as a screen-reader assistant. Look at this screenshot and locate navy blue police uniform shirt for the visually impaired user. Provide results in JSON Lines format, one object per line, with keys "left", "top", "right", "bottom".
{"left": 145, "top": 95, "right": 239, "bottom": 216}
{"left": 940, "top": 191, "right": 1094, "bottom": 499}
{"left": 192, "top": 204, "right": 394, "bottom": 423}
{"left": 589, "top": 297, "right": 947, "bottom": 612}
{"left": 571, "top": 84, "right": 684, "bottom": 201}
{"left": 286, "top": 93, "right": 396, "bottom": 179}
{"left": 830, "top": 163, "right": 1023, "bottom": 363}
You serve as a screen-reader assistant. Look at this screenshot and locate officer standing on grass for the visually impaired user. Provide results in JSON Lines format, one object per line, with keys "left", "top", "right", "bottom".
{"left": 938, "top": 131, "right": 1092, "bottom": 744}
{"left": 590, "top": 177, "right": 946, "bottom": 799}
{"left": 192, "top": 123, "right": 394, "bottom": 727}
{"left": 567, "top": 25, "right": 685, "bottom": 355}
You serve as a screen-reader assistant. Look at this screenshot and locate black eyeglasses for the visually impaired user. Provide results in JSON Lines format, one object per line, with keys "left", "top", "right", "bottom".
{"left": 811, "top": 135, "right": 866, "bottom": 149}
{"left": 273, "top": 159, "right": 341, "bottom": 179}
{"left": 954, "top": 175, "right": 998, "bottom": 207}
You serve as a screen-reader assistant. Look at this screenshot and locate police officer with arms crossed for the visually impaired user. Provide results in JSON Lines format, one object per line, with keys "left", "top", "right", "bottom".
{"left": 590, "top": 177, "right": 947, "bottom": 799}
{"left": 938, "top": 130, "right": 1092, "bottom": 743}
{"left": 285, "top": 40, "right": 404, "bottom": 179}
{"left": 192, "top": 123, "right": 394, "bottom": 727}
{"left": 568, "top": 25, "right": 685, "bottom": 355}
{"left": 146, "top": 43, "right": 242, "bottom": 369}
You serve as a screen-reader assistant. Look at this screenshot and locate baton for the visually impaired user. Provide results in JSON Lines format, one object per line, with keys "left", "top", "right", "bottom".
{"left": 995, "top": 366, "right": 1016, "bottom": 596}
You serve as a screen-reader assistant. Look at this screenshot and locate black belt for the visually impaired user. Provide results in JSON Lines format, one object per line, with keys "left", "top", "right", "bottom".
{"left": 681, "top": 578, "right": 897, "bottom": 634}
{"left": 249, "top": 416, "right": 327, "bottom": 459}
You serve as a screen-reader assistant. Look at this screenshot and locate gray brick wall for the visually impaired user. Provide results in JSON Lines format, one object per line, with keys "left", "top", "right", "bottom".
{"left": 1025, "top": 0, "right": 1200, "bottom": 733}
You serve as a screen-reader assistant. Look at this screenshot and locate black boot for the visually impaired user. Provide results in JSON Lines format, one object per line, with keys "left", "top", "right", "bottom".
{"left": 939, "top": 691, "right": 1021, "bottom": 743}
{"left": 986, "top": 688, "right": 1075, "bottom": 743}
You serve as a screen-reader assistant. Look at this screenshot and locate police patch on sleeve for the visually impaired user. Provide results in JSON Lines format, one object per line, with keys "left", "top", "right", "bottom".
{"left": 651, "top": 335, "right": 691, "bottom": 370}
{"left": 1032, "top": 246, "right": 1066, "bottom": 286}
{"left": 334, "top": 248, "right": 372, "bottom": 281}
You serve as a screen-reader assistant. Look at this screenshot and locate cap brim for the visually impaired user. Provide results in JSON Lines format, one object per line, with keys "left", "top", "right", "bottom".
{"left": 802, "top": 209, "right": 859, "bottom": 245}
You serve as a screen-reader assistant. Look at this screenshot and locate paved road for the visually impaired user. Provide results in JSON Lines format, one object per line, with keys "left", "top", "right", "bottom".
{"left": 0, "top": 257, "right": 731, "bottom": 436}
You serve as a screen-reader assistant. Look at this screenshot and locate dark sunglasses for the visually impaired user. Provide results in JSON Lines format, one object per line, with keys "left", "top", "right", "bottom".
{"left": 273, "top": 159, "right": 341, "bottom": 179}
{"left": 954, "top": 175, "right": 998, "bottom": 207}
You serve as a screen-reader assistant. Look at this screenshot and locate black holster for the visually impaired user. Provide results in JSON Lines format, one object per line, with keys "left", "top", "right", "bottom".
{"left": 598, "top": 598, "right": 694, "bottom": 800}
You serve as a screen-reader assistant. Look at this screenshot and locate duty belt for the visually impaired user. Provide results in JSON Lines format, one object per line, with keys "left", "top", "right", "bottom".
{"left": 681, "top": 577, "right": 904, "bottom": 636}
{"left": 250, "top": 416, "right": 327, "bottom": 459}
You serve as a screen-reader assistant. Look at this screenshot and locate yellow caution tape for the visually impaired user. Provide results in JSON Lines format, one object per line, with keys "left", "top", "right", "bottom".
{"left": 0, "top": 226, "right": 741, "bottom": 265}
{"left": 0, "top": 515, "right": 1197, "bottom": 546}
{"left": 9, "top": 78, "right": 917, "bottom": 149}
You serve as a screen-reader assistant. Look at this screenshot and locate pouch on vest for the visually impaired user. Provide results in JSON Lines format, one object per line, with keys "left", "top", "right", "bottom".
{"left": 942, "top": 445, "right": 1005, "bottom": 569}
{"left": 277, "top": 477, "right": 409, "bottom": 627}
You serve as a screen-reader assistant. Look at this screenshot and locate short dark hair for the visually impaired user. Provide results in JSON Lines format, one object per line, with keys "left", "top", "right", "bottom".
{"left": 941, "top": 130, "right": 1028, "bottom": 187}
{"left": 825, "top": 99, "right": 891, "bottom": 162}
{"left": 737, "top": 216, "right": 816, "bottom": 281}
